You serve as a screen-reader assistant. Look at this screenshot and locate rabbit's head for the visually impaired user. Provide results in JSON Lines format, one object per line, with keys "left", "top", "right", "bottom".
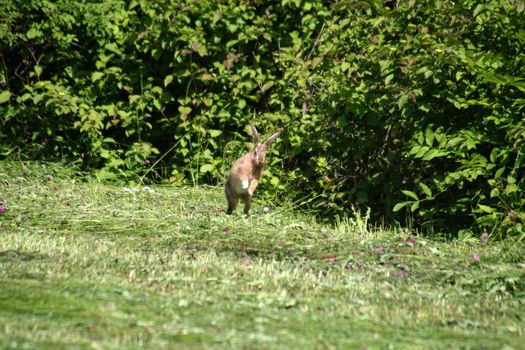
{"left": 251, "top": 124, "right": 281, "bottom": 167}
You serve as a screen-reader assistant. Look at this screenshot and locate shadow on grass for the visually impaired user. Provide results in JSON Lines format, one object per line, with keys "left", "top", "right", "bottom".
{"left": 0, "top": 249, "right": 48, "bottom": 262}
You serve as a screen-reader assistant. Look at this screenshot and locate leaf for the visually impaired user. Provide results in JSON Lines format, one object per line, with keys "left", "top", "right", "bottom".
{"left": 490, "top": 188, "right": 500, "bottom": 198}
{"left": 92, "top": 72, "right": 104, "bottom": 82}
{"left": 418, "top": 103, "right": 430, "bottom": 112}
{"left": 200, "top": 164, "right": 215, "bottom": 173}
{"left": 34, "top": 65, "right": 43, "bottom": 77}
{"left": 483, "top": 72, "right": 507, "bottom": 85}
{"left": 504, "top": 183, "right": 518, "bottom": 195}
{"left": 473, "top": 4, "right": 484, "bottom": 17}
{"left": 151, "top": 48, "right": 162, "bottom": 60}
{"left": 419, "top": 182, "right": 432, "bottom": 198}
{"left": 384, "top": 74, "right": 394, "bottom": 85}
{"left": 178, "top": 106, "right": 192, "bottom": 121}
{"left": 455, "top": 71, "right": 465, "bottom": 81}
{"left": 509, "top": 79, "right": 525, "bottom": 93}
{"left": 208, "top": 129, "right": 222, "bottom": 137}
{"left": 398, "top": 94, "right": 409, "bottom": 109}
{"left": 494, "top": 167, "right": 505, "bottom": 179}
{"left": 26, "top": 27, "right": 42, "bottom": 39}
{"left": 401, "top": 190, "right": 419, "bottom": 201}
{"left": 164, "top": 75, "right": 174, "bottom": 87}
{"left": 0, "top": 90, "right": 11, "bottom": 104}
{"left": 393, "top": 202, "right": 410, "bottom": 212}
{"left": 238, "top": 99, "right": 246, "bottom": 109}
{"left": 478, "top": 204, "right": 495, "bottom": 213}
{"left": 410, "top": 201, "right": 420, "bottom": 211}
{"left": 197, "top": 45, "right": 208, "bottom": 57}
{"left": 261, "top": 81, "right": 275, "bottom": 93}
{"left": 422, "top": 149, "right": 448, "bottom": 161}
{"left": 425, "top": 129, "right": 434, "bottom": 147}
{"left": 414, "top": 146, "right": 430, "bottom": 158}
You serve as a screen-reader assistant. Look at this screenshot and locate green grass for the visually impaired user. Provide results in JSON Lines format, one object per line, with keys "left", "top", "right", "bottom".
{"left": 0, "top": 161, "right": 524, "bottom": 349}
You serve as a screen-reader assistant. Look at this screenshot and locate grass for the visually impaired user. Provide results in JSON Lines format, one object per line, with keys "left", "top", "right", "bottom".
{"left": 0, "top": 161, "right": 524, "bottom": 349}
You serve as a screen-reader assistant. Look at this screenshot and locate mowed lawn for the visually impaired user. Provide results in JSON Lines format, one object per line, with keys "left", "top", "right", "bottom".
{"left": 0, "top": 161, "right": 523, "bottom": 349}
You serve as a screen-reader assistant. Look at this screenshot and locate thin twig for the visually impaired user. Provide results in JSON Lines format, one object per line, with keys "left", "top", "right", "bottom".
{"left": 305, "top": 22, "right": 326, "bottom": 62}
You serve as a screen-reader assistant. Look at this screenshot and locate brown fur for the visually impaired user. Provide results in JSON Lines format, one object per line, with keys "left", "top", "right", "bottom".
{"left": 225, "top": 125, "right": 280, "bottom": 215}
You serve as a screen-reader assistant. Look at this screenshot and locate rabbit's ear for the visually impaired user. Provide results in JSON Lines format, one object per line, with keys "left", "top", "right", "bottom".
{"left": 264, "top": 131, "right": 281, "bottom": 146}
{"left": 251, "top": 124, "right": 260, "bottom": 144}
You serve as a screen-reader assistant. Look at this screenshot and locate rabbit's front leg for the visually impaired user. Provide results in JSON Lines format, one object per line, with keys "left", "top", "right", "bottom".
{"left": 247, "top": 179, "right": 259, "bottom": 196}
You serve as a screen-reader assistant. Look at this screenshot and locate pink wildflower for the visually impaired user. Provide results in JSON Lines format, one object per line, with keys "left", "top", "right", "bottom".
{"left": 470, "top": 253, "right": 480, "bottom": 263}
{"left": 407, "top": 236, "right": 416, "bottom": 245}
{"left": 0, "top": 204, "right": 6, "bottom": 213}
{"left": 393, "top": 269, "right": 406, "bottom": 277}
{"left": 223, "top": 227, "right": 230, "bottom": 233}
{"left": 323, "top": 257, "right": 338, "bottom": 264}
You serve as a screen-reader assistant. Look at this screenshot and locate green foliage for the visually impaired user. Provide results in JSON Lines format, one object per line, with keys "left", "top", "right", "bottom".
{"left": 280, "top": 0, "right": 525, "bottom": 238}
{"left": 1, "top": 0, "right": 524, "bottom": 237}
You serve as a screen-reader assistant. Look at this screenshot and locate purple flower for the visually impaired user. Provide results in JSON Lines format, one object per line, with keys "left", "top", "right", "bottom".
{"left": 470, "top": 253, "right": 480, "bottom": 263}
{"left": 44, "top": 174, "right": 53, "bottom": 181}
{"left": 0, "top": 204, "right": 6, "bottom": 213}
{"left": 223, "top": 227, "right": 230, "bottom": 233}
{"left": 377, "top": 244, "right": 385, "bottom": 250}
{"left": 393, "top": 269, "right": 406, "bottom": 277}
{"left": 480, "top": 232, "right": 489, "bottom": 245}
{"left": 355, "top": 262, "right": 363, "bottom": 270}
{"left": 407, "top": 236, "right": 416, "bottom": 245}
{"left": 323, "top": 257, "right": 338, "bottom": 264}
{"left": 507, "top": 211, "right": 517, "bottom": 221}
{"left": 344, "top": 263, "right": 353, "bottom": 270}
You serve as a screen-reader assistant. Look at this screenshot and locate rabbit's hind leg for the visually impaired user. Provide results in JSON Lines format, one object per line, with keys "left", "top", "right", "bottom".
{"left": 225, "top": 183, "right": 239, "bottom": 215}
{"left": 240, "top": 193, "right": 252, "bottom": 216}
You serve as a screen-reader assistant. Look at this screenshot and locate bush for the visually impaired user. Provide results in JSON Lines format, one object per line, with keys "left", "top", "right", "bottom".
{"left": 1, "top": 0, "right": 523, "bottom": 238}
{"left": 286, "top": 0, "right": 525, "bottom": 238}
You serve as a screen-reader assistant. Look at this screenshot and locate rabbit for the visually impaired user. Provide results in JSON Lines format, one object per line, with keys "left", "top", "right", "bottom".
{"left": 225, "top": 124, "right": 281, "bottom": 216}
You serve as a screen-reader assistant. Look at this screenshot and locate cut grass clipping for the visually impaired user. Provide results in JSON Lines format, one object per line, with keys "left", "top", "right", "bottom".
{"left": 0, "top": 161, "right": 524, "bottom": 349}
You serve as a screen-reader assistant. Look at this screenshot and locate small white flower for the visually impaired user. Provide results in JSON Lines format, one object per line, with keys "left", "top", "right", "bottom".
{"left": 143, "top": 186, "right": 155, "bottom": 194}
{"left": 122, "top": 187, "right": 139, "bottom": 193}
{"left": 263, "top": 207, "right": 270, "bottom": 213}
